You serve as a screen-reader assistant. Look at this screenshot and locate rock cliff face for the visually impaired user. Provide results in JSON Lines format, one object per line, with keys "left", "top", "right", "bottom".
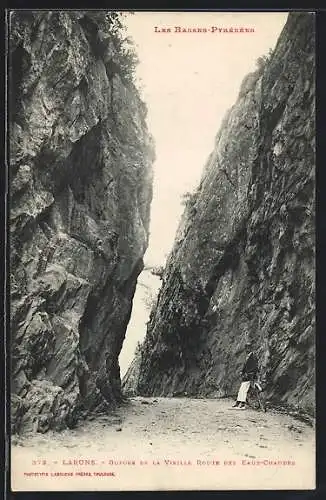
{"left": 133, "top": 13, "right": 315, "bottom": 415}
{"left": 10, "top": 11, "right": 154, "bottom": 433}
{"left": 122, "top": 350, "right": 143, "bottom": 397}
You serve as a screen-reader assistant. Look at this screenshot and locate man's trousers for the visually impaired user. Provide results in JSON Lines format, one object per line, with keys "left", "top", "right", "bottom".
{"left": 237, "top": 381, "right": 251, "bottom": 402}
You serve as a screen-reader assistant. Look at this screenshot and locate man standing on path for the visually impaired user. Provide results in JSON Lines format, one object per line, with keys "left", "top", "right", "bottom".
{"left": 232, "top": 341, "right": 259, "bottom": 409}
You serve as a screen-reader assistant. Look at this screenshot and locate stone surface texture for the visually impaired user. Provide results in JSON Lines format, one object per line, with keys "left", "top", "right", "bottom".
{"left": 10, "top": 11, "right": 154, "bottom": 433}
{"left": 127, "top": 13, "right": 315, "bottom": 416}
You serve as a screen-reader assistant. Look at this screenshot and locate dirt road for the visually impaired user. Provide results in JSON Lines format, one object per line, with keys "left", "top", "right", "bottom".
{"left": 11, "top": 397, "right": 315, "bottom": 491}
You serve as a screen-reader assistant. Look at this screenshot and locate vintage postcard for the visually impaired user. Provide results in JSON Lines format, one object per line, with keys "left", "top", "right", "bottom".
{"left": 8, "top": 10, "right": 315, "bottom": 491}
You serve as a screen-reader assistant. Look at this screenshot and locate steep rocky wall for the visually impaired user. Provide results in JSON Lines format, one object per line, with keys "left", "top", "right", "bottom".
{"left": 9, "top": 11, "right": 154, "bottom": 433}
{"left": 122, "top": 350, "right": 142, "bottom": 397}
{"left": 133, "top": 13, "right": 315, "bottom": 415}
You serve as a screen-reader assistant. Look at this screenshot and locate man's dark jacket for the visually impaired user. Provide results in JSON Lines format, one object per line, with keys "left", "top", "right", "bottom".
{"left": 242, "top": 352, "right": 259, "bottom": 381}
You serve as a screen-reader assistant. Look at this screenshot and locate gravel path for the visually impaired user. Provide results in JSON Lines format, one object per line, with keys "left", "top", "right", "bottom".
{"left": 11, "top": 397, "right": 315, "bottom": 491}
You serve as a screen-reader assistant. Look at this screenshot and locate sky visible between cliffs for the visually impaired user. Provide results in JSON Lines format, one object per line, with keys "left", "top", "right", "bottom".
{"left": 120, "top": 12, "right": 288, "bottom": 375}
{"left": 125, "top": 11, "right": 288, "bottom": 268}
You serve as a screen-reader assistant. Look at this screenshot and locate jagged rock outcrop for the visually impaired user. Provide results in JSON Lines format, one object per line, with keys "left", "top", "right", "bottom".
{"left": 122, "top": 349, "right": 142, "bottom": 396}
{"left": 10, "top": 11, "right": 154, "bottom": 433}
{"left": 134, "top": 13, "right": 315, "bottom": 415}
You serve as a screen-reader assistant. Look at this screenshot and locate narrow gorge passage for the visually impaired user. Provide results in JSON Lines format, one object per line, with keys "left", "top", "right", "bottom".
{"left": 9, "top": 10, "right": 315, "bottom": 492}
